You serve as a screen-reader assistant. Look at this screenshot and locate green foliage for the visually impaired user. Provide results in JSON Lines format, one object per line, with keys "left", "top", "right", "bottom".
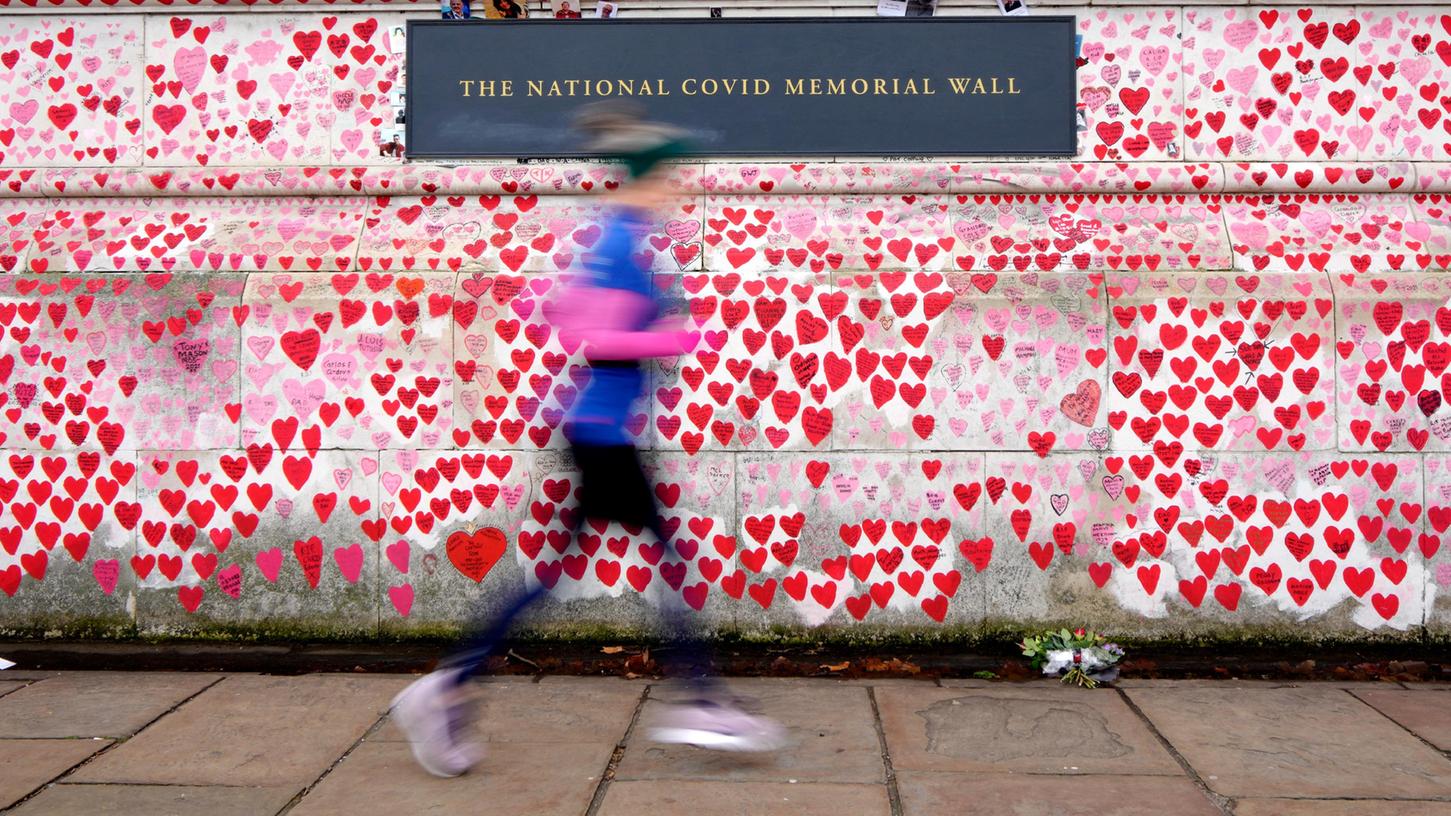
{"left": 1019, "top": 627, "right": 1124, "bottom": 688}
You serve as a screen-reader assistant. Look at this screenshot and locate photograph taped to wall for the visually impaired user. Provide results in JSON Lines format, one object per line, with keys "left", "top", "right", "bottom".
{"left": 594, "top": 0, "right": 616, "bottom": 18}
{"left": 550, "top": 0, "right": 583, "bottom": 17}
{"left": 875, "top": 0, "right": 906, "bottom": 16}
{"left": 996, "top": 0, "right": 1027, "bottom": 15}
{"left": 484, "top": 0, "right": 529, "bottom": 18}
{"left": 441, "top": 0, "right": 472, "bottom": 19}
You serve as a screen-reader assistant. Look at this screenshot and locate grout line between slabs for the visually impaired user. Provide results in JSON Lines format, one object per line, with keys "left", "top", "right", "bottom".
{"left": 273, "top": 710, "right": 392, "bottom": 816}
{"left": 0, "top": 675, "right": 227, "bottom": 814}
{"left": 1114, "top": 687, "right": 1234, "bottom": 816}
{"left": 1342, "top": 687, "right": 1451, "bottom": 761}
{"left": 583, "top": 681, "right": 652, "bottom": 816}
{"left": 865, "top": 685, "right": 905, "bottom": 816}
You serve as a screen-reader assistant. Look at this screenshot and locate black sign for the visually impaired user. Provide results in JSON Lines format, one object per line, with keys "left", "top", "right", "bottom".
{"left": 406, "top": 18, "right": 1076, "bottom": 158}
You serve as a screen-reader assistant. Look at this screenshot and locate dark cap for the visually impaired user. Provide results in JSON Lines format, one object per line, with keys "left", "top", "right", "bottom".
{"left": 573, "top": 101, "right": 690, "bottom": 179}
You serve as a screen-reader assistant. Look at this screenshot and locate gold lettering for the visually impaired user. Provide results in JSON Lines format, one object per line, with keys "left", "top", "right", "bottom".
{"left": 565, "top": 79, "right": 580, "bottom": 96}
{"left": 527, "top": 79, "right": 542, "bottom": 96}
{"left": 990, "top": 77, "right": 1002, "bottom": 95}
{"left": 682, "top": 78, "right": 697, "bottom": 95}
{"left": 786, "top": 78, "right": 804, "bottom": 95}
{"left": 1008, "top": 77, "right": 1020, "bottom": 94}
{"left": 457, "top": 80, "right": 474, "bottom": 97}
{"left": 754, "top": 78, "right": 770, "bottom": 94}
{"left": 873, "top": 78, "right": 887, "bottom": 95}
{"left": 616, "top": 79, "right": 633, "bottom": 95}
{"left": 973, "top": 78, "right": 986, "bottom": 94}
{"left": 947, "top": 77, "right": 971, "bottom": 94}
{"left": 923, "top": 77, "right": 934, "bottom": 95}
{"left": 827, "top": 78, "right": 844, "bottom": 95}
{"left": 597, "top": 79, "right": 613, "bottom": 95}
{"left": 851, "top": 78, "right": 867, "bottom": 95}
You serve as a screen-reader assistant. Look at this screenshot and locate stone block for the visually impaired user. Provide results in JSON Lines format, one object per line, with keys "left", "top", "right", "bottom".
{"left": 1182, "top": 8, "right": 1363, "bottom": 162}
{"left": 1074, "top": 8, "right": 1185, "bottom": 163}
{"left": 599, "top": 780, "right": 891, "bottom": 816}
{"left": 73, "top": 674, "right": 405, "bottom": 787}
{"left": 829, "top": 271, "right": 1107, "bottom": 452}
{"left": 0, "top": 273, "right": 243, "bottom": 451}
{"left": 0, "top": 18, "right": 144, "bottom": 168}
{"left": 1334, "top": 275, "right": 1451, "bottom": 452}
{"left": 1105, "top": 271, "right": 1336, "bottom": 452}
{"left": 650, "top": 269, "right": 836, "bottom": 454}
{"left": 948, "top": 195, "right": 1232, "bottom": 272}
{"left": 240, "top": 271, "right": 455, "bottom": 451}
{"left": 0, "top": 739, "right": 111, "bottom": 809}
{"left": 355, "top": 195, "right": 703, "bottom": 275}
{"left": 1235, "top": 801, "right": 1451, "bottom": 816}
{"left": 132, "top": 449, "right": 381, "bottom": 636}
{"left": 0, "top": 672, "right": 216, "bottom": 738}
{"left": 733, "top": 452, "right": 986, "bottom": 630}
{"left": 289, "top": 738, "right": 613, "bottom": 815}
{"left": 36, "top": 199, "right": 367, "bottom": 274}
{"left": 898, "top": 772, "right": 1220, "bottom": 816}
{"left": 0, "top": 450, "right": 138, "bottom": 636}
{"left": 1351, "top": 688, "right": 1451, "bottom": 750}
{"left": 875, "top": 684, "right": 1179, "bottom": 775}
{"left": 376, "top": 675, "right": 641, "bottom": 743}
{"left": 982, "top": 451, "right": 1426, "bottom": 637}
{"left": 11, "top": 784, "right": 298, "bottom": 816}
{"left": 0, "top": 201, "right": 50, "bottom": 274}
{"left": 1127, "top": 685, "right": 1451, "bottom": 798}
{"left": 1225, "top": 196, "right": 1440, "bottom": 275}
{"left": 615, "top": 680, "right": 884, "bottom": 783}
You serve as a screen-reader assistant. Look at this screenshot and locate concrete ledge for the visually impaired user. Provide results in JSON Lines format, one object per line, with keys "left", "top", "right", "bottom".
{"left": 3, "top": 162, "right": 1445, "bottom": 198}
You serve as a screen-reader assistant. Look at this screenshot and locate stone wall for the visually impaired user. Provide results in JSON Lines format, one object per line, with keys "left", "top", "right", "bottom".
{"left": 1, "top": 5, "right": 1451, "bottom": 642}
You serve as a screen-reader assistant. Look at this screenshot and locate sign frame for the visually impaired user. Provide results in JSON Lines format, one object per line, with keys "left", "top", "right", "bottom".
{"left": 404, "top": 16, "right": 1078, "bottom": 159}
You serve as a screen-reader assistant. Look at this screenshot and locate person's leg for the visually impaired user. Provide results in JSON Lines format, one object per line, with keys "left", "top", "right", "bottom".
{"left": 393, "top": 454, "right": 587, "bottom": 776}
{"left": 436, "top": 582, "right": 550, "bottom": 684}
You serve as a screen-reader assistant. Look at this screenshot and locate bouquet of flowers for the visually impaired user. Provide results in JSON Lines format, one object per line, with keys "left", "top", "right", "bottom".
{"left": 1020, "top": 628, "right": 1124, "bottom": 688}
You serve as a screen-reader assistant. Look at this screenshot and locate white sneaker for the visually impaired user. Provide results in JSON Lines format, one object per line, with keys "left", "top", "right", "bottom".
{"left": 648, "top": 699, "right": 788, "bottom": 752}
{"left": 390, "top": 669, "right": 481, "bottom": 777}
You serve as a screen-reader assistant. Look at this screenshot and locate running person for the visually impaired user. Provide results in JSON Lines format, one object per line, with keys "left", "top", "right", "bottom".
{"left": 390, "top": 103, "right": 785, "bottom": 777}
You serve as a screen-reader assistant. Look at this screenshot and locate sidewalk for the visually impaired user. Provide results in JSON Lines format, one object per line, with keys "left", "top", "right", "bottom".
{"left": 2, "top": 672, "right": 1451, "bottom": 815}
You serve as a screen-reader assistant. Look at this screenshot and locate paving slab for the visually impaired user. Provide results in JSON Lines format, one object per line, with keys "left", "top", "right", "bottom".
{"left": 597, "top": 780, "right": 892, "bottom": 816}
{"left": 10, "top": 784, "right": 299, "bottom": 816}
{"left": 376, "top": 676, "right": 641, "bottom": 744}
{"left": 0, "top": 739, "right": 112, "bottom": 809}
{"left": 1126, "top": 686, "right": 1451, "bottom": 798}
{"left": 289, "top": 739, "right": 613, "bottom": 816}
{"left": 72, "top": 675, "right": 406, "bottom": 787}
{"left": 1353, "top": 689, "right": 1451, "bottom": 751}
{"left": 0, "top": 672, "right": 219, "bottom": 738}
{"left": 614, "top": 680, "right": 884, "bottom": 784}
{"left": 0, "top": 681, "right": 27, "bottom": 699}
{"left": 897, "top": 773, "right": 1220, "bottom": 816}
{"left": 1235, "top": 801, "right": 1451, "bottom": 816}
{"left": 875, "top": 685, "right": 1179, "bottom": 775}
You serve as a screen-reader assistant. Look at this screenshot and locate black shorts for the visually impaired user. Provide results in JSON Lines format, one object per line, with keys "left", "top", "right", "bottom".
{"left": 571, "top": 443, "right": 657, "bottom": 530}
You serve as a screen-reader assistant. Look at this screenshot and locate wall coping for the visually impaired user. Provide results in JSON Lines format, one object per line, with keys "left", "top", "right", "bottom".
{"left": 0, "top": 161, "right": 1441, "bottom": 197}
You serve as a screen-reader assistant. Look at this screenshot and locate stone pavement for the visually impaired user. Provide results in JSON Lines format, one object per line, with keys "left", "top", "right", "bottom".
{"left": 3, "top": 672, "right": 1451, "bottom": 815}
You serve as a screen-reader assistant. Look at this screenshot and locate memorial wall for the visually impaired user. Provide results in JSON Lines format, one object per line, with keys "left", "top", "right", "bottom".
{"left": 0, "top": 2, "right": 1450, "bottom": 643}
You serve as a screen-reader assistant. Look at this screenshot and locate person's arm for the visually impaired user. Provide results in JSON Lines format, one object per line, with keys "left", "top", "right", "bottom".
{"left": 551, "top": 285, "right": 697, "bottom": 360}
